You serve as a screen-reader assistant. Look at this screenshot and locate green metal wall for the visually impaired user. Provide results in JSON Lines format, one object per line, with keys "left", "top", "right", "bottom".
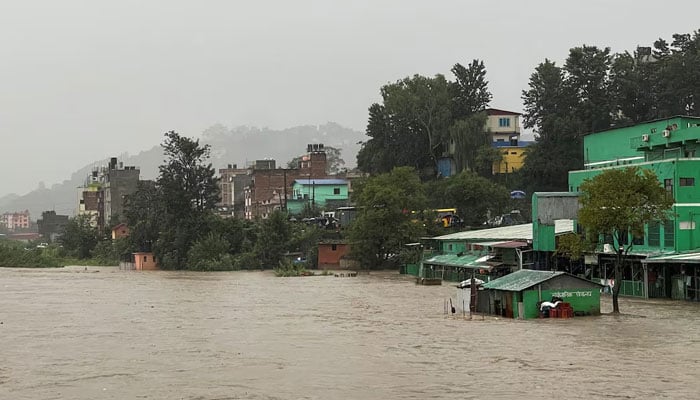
{"left": 569, "top": 158, "right": 700, "bottom": 252}
{"left": 583, "top": 117, "right": 690, "bottom": 164}
{"left": 522, "top": 288, "right": 601, "bottom": 319}
{"left": 287, "top": 182, "right": 349, "bottom": 214}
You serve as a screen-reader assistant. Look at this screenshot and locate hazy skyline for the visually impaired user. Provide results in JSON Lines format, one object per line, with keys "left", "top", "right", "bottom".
{"left": 2, "top": 0, "right": 699, "bottom": 197}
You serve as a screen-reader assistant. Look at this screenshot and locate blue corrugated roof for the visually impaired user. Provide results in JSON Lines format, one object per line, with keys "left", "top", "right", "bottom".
{"left": 294, "top": 179, "right": 348, "bottom": 185}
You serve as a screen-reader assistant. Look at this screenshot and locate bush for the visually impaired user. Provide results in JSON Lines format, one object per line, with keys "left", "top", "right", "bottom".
{"left": 233, "top": 252, "right": 261, "bottom": 270}
{"left": 274, "top": 259, "right": 312, "bottom": 277}
{"left": 0, "top": 240, "right": 63, "bottom": 268}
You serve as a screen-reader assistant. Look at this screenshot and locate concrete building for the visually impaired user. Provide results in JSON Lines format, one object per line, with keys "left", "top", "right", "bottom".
{"left": 244, "top": 145, "right": 329, "bottom": 219}
{"left": 537, "top": 116, "right": 700, "bottom": 301}
{"left": 78, "top": 157, "right": 140, "bottom": 230}
{"left": 439, "top": 108, "right": 530, "bottom": 177}
{"left": 1, "top": 210, "right": 30, "bottom": 231}
{"left": 286, "top": 178, "right": 349, "bottom": 215}
{"left": 217, "top": 164, "right": 252, "bottom": 218}
{"left": 37, "top": 210, "right": 69, "bottom": 242}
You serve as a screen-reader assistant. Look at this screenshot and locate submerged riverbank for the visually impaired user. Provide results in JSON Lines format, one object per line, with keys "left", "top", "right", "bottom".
{"left": 1, "top": 268, "right": 698, "bottom": 399}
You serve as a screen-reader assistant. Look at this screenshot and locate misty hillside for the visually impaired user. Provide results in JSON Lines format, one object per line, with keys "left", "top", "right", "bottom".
{"left": 0, "top": 123, "right": 366, "bottom": 220}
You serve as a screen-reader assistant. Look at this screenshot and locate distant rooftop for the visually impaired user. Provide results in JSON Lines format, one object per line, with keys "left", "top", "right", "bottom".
{"left": 485, "top": 108, "right": 522, "bottom": 116}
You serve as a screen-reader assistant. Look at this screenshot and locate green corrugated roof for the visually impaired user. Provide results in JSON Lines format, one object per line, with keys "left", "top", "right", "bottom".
{"left": 423, "top": 253, "right": 491, "bottom": 269}
{"left": 481, "top": 269, "right": 565, "bottom": 291}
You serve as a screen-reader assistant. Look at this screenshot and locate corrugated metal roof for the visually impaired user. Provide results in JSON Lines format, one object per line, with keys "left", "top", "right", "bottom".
{"left": 642, "top": 252, "right": 700, "bottom": 264}
{"left": 482, "top": 269, "right": 603, "bottom": 291}
{"left": 491, "top": 241, "right": 528, "bottom": 248}
{"left": 423, "top": 253, "right": 494, "bottom": 270}
{"left": 432, "top": 220, "right": 574, "bottom": 241}
{"left": 294, "top": 179, "right": 348, "bottom": 185}
{"left": 482, "top": 269, "right": 565, "bottom": 291}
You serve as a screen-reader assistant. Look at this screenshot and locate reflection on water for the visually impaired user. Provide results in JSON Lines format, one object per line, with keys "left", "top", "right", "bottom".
{"left": 1, "top": 266, "right": 699, "bottom": 399}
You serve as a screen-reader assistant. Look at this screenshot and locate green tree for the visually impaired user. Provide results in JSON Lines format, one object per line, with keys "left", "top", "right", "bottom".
{"left": 348, "top": 167, "right": 427, "bottom": 269}
{"left": 186, "top": 233, "right": 235, "bottom": 271}
{"left": 428, "top": 171, "right": 510, "bottom": 227}
{"left": 124, "top": 180, "right": 161, "bottom": 252}
{"left": 450, "top": 60, "right": 492, "bottom": 120}
{"left": 448, "top": 113, "right": 491, "bottom": 173}
{"left": 154, "top": 131, "right": 220, "bottom": 269}
{"left": 357, "top": 75, "right": 451, "bottom": 176}
{"left": 59, "top": 215, "right": 98, "bottom": 259}
{"left": 254, "top": 210, "right": 293, "bottom": 268}
{"left": 577, "top": 167, "right": 673, "bottom": 313}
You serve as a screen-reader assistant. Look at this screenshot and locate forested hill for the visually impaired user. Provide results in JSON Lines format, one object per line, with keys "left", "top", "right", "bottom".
{"left": 0, "top": 122, "right": 365, "bottom": 219}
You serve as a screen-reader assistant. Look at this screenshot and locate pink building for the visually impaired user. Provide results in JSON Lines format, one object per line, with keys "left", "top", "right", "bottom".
{"left": 1, "top": 210, "right": 30, "bottom": 231}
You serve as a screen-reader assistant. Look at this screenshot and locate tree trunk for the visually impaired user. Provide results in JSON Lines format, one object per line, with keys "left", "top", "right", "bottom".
{"left": 612, "top": 252, "right": 622, "bottom": 313}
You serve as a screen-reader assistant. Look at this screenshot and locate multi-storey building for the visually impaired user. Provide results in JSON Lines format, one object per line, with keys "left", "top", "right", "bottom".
{"left": 1, "top": 210, "right": 30, "bottom": 231}
{"left": 217, "top": 164, "right": 251, "bottom": 218}
{"left": 37, "top": 210, "right": 69, "bottom": 242}
{"left": 563, "top": 116, "right": 700, "bottom": 301}
{"left": 78, "top": 157, "right": 140, "bottom": 230}
{"left": 244, "top": 145, "right": 329, "bottom": 219}
{"left": 439, "top": 108, "right": 531, "bottom": 177}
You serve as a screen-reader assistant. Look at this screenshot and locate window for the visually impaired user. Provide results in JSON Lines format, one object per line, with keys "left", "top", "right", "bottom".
{"left": 498, "top": 117, "right": 510, "bottom": 127}
{"left": 664, "top": 221, "right": 675, "bottom": 248}
{"left": 680, "top": 221, "right": 696, "bottom": 230}
{"left": 331, "top": 244, "right": 337, "bottom": 251}
{"left": 680, "top": 177, "right": 695, "bottom": 186}
{"left": 497, "top": 138, "right": 505, "bottom": 142}
{"left": 447, "top": 244, "right": 453, "bottom": 251}
{"left": 632, "top": 234, "right": 644, "bottom": 245}
{"left": 333, "top": 188, "right": 340, "bottom": 195}
{"left": 648, "top": 222, "right": 660, "bottom": 247}
{"left": 664, "top": 178, "right": 673, "bottom": 195}
{"left": 144, "top": 256, "right": 148, "bottom": 262}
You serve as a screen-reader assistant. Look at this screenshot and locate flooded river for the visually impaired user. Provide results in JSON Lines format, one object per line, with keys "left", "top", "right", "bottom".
{"left": 1, "top": 267, "right": 699, "bottom": 399}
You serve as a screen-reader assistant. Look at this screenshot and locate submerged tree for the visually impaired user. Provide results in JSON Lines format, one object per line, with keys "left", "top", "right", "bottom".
{"left": 577, "top": 167, "right": 673, "bottom": 313}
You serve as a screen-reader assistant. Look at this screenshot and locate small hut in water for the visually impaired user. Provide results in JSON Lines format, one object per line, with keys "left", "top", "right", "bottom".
{"left": 476, "top": 269, "right": 602, "bottom": 319}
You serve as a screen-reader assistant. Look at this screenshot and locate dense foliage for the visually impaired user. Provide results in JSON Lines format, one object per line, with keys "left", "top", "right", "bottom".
{"left": 520, "top": 31, "right": 700, "bottom": 192}
{"left": 357, "top": 60, "right": 494, "bottom": 178}
{"left": 348, "top": 167, "right": 428, "bottom": 269}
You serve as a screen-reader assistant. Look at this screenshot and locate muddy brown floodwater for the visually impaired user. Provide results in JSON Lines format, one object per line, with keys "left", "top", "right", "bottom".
{"left": 1, "top": 266, "right": 699, "bottom": 399}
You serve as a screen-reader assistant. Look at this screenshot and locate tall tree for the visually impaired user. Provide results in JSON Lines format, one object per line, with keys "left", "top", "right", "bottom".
{"left": 577, "top": 167, "right": 673, "bottom": 313}
{"left": 563, "top": 45, "right": 613, "bottom": 134}
{"left": 154, "top": 131, "right": 220, "bottom": 269}
{"left": 450, "top": 60, "right": 492, "bottom": 119}
{"left": 348, "top": 167, "right": 427, "bottom": 269}
{"left": 358, "top": 75, "right": 451, "bottom": 176}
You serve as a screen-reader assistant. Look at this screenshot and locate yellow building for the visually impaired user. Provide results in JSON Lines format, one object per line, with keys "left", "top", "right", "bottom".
{"left": 485, "top": 108, "right": 530, "bottom": 174}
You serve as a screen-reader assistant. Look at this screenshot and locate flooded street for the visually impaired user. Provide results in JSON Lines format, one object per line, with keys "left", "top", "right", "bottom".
{"left": 1, "top": 267, "right": 699, "bottom": 399}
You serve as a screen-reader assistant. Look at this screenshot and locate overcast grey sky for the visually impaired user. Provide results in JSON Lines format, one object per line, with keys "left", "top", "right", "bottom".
{"left": 1, "top": 0, "right": 699, "bottom": 197}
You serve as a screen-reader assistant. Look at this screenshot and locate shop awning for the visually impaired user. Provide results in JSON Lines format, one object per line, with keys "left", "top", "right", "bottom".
{"left": 642, "top": 252, "right": 700, "bottom": 264}
{"left": 423, "top": 253, "right": 498, "bottom": 270}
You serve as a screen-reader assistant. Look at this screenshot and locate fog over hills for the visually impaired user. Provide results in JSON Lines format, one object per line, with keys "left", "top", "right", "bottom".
{"left": 0, "top": 123, "right": 365, "bottom": 220}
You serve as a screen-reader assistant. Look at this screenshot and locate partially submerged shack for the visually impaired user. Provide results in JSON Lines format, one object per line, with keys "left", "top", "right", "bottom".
{"left": 477, "top": 269, "right": 602, "bottom": 319}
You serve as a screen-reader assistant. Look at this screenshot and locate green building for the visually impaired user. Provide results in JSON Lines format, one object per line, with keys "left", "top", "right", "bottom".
{"left": 477, "top": 269, "right": 602, "bottom": 319}
{"left": 564, "top": 116, "right": 700, "bottom": 300}
{"left": 286, "top": 179, "right": 349, "bottom": 215}
{"left": 414, "top": 221, "right": 574, "bottom": 282}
